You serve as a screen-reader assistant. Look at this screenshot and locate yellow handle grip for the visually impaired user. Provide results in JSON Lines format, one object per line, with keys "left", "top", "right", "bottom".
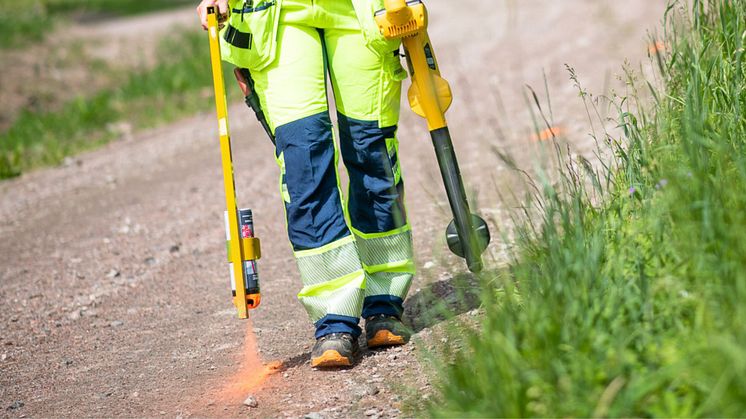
{"left": 384, "top": 0, "right": 413, "bottom": 26}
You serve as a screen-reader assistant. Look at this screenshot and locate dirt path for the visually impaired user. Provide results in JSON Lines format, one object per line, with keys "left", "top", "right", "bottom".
{"left": 0, "top": 1, "right": 665, "bottom": 417}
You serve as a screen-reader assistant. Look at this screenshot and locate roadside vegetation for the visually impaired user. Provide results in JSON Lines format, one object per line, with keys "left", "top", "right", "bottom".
{"left": 0, "top": 29, "right": 239, "bottom": 179}
{"left": 0, "top": 0, "right": 193, "bottom": 48}
{"left": 430, "top": 0, "right": 746, "bottom": 416}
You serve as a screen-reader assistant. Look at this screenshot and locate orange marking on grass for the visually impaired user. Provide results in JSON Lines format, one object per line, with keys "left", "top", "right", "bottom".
{"left": 531, "top": 126, "right": 563, "bottom": 142}
{"left": 648, "top": 40, "right": 666, "bottom": 54}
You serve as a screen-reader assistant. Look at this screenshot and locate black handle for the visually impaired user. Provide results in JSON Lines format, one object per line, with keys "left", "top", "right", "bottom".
{"left": 239, "top": 68, "right": 276, "bottom": 145}
{"left": 431, "top": 127, "right": 486, "bottom": 272}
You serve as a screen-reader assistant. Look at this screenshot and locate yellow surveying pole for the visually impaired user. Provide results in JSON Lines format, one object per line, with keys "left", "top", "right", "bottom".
{"left": 207, "top": 6, "right": 261, "bottom": 319}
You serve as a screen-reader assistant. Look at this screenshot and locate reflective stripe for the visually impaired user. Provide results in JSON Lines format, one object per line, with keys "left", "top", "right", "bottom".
{"left": 385, "top": 137, "right": 400, "bottom": 184}
{"left": 353, "top": 226, "right": 413, "bottom": 267}
{"left": 298, "top": 270, "right": 366, "bottom": 321}
{"left": 295, "top": 236, "right": 362, "bottom": 286}
{"left": 364, "top": 259, "right": 416, "bottom": 274}
{"left": 353, "top": 226, "right": 414, "bottom": 301}
{"left": 364, "top": 271, "right": 412, "bottom": 300}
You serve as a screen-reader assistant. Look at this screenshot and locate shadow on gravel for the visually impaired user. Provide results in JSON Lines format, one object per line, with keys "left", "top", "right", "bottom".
{"left": 403, "top": 271, "right": 485, "bottom": 333}
{"left": 280, "top": 351, "right": 312, "bottom": 370}
{"left": 277, "top": 270, "right": 488, "bottom": 369}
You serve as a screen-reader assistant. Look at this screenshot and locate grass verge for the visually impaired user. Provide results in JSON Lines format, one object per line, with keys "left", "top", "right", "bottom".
{"left": 430, "top": 0, "right": 746, "bottom": 416}
{"left": 0, "top": 29, "right": 239, "bottom": 179}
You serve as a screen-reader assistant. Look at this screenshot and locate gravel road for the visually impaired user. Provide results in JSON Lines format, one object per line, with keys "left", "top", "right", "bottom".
{"left": 0, "top": 1, "right": 665, "bottom": 417}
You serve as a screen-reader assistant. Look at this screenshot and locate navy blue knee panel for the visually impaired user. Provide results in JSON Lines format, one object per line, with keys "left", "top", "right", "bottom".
{"left": 337, "top": 113, "right": 407, "bottom": 234}
{"left": 275, "top": 112, "right": 350, "bottom": 251}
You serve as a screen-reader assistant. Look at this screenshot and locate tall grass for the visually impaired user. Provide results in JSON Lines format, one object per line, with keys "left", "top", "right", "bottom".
{"left": 431, "top": 1, "right": 746, "bottom": 416}
{"left": 0, "top": 30, "right": 239, "bottom": 179}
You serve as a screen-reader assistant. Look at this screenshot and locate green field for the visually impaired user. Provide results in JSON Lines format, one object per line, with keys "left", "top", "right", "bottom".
{"left": 0, "top": 30, "right": 240, "bottom": 179}
{"left": 430, "top": 0, "right": 746, "bottom": 416}
{"left": 0, "top": 0, "right": 193, "bottom": 48}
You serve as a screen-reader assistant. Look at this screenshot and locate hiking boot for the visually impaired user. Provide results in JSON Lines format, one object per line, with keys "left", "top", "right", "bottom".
{"left": 365, "top": 314, "right": 411, "bottom": 348}
{"left": 311, "top": 333, "right": 358, "bottom": 368}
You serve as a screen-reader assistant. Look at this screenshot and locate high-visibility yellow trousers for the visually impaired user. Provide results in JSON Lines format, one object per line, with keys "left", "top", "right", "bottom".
{"left": 224, "top": 0, "right": 414, "bottom": 338}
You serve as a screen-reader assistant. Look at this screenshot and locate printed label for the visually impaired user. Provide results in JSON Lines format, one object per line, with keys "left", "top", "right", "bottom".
{"left": 219, "top": 118, "right": 228, "bottom": 136}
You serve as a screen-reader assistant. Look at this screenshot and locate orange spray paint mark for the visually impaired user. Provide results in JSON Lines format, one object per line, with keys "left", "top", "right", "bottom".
{"left": 531, "top": 126, "right": 563, "bottom": 142}
{"left": 648, "top": 40, "right": 666, "bottom": 54}
{"left": 217, "top": 321, "right": 283, "bottom": 402}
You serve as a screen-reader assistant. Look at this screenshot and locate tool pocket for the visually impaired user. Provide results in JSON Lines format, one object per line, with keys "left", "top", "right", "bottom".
{"left": 220, "top": 0, "right": 282, "bottom": 71}
{"left": 351, "top": 0, "right": 401, "bottom": 57}
{"left": 275, "top": 151, "right": 291, "bottom": 203}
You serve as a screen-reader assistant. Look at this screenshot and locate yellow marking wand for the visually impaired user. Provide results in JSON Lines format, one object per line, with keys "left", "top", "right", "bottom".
{"left": 376, "top": 0, "right": 491, "bottom": 273}
{"left": 207, "top": 6, "right": 262, "bottom": 318}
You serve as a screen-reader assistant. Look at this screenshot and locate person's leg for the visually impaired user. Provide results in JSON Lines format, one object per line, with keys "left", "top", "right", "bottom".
{"left": 251, "top": 23, "right": 366, "bottom": 346}
{"left": 324, "top": 27, "right": 415, "bottom": 333}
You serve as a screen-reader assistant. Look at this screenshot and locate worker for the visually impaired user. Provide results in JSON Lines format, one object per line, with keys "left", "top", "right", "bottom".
{"left": 197, "top": 0, "right": 415, "bottom": 368}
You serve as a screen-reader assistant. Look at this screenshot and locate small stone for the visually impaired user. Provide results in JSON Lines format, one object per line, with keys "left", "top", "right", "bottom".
{"left": 144, "top": 257, "right": 157, "bottom": 266}
{"left": 355, "top": 384, "right": 379, "bottom": 397}
{"left": 169, "top": 244, "right": 180, "bottom": 254}
{"left": 159, "top": 411, "right": 166, "bottom": 415}
{"left": 364, "top": 408, "right": 379, "bottom": 416}
{"left": 68, "top": 310, "right": 81, "bottom": 320}
{"left": 423, "top": 261, "right": 435, "bottom": 269}
{"left": 106, "top": 269, "right": 120, "bottom": 279}
{"left": 304, "top": 413, "right": 323, "bottom": 419}
{"left": 243, "top": 395, "right": 258, "bottom": 408}
{"left": 110, "top": 320, "right": 124, "bottom": 328}
{"left": 6, "top": 401, "right": 24, "bottom": 410}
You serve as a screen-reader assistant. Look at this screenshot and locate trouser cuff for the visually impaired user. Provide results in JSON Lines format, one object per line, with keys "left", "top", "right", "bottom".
{"left": 362, "top": 295, "right": 404, "bottom": 319}
{"left": 314, "top": 314, "right": 362, "bottom": 340}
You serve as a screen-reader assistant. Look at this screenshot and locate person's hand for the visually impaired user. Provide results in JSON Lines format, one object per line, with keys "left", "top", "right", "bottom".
{"left": 196, "top": 0, "right": 229, "bottom": 30}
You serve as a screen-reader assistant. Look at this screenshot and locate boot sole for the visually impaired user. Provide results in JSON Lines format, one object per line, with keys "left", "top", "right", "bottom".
{"left": 311, "top": 350, "right": 353, "bottom": 368}
{"left": 366, "top": 330, "right": 407, "bottom": 348}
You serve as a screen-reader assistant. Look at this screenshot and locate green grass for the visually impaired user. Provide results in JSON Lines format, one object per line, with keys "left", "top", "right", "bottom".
{"left": 0, "top": 29, "right": 240, "bottom": 179}
{"left": 0, "top": 0, "right": 193, "bottom": 48}
{"left": 429, "top": 0, "right": 746, "bottom": 417}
